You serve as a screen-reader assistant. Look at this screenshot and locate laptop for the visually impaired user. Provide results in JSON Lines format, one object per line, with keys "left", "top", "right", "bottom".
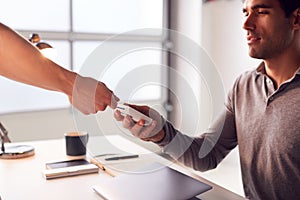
{"left": 93, "top": 162, "right": 212, "bottom": 200}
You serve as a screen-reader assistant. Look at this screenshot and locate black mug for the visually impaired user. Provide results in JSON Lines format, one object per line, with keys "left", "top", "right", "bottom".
{"left": 65, "top": 132, "right": 89, "bottom": 157}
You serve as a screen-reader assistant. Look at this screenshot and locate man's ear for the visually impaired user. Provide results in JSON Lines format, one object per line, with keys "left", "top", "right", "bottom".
{"left": 292, "top": 8, "right": 300, "bottom": 29}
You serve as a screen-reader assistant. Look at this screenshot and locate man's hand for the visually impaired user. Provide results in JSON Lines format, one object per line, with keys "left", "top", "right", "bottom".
{"left": 69, "top": 75, "right": 119, "bottom": 114}
{"left": 114, "top": 104, "right": 165, "bottom": 142}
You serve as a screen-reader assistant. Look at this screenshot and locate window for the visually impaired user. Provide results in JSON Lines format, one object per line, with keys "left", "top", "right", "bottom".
{"left": 0, "top": 0, "right": 167, "bottom": 114}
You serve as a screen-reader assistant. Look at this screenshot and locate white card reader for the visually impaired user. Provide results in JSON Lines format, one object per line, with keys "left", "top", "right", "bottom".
{"left": 116, "top": 104, "right": 153, "bottom": 126}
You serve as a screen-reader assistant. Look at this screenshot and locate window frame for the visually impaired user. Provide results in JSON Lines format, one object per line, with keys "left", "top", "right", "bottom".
{"left": 4, "top": 0, "right": 170, "bottom": 114}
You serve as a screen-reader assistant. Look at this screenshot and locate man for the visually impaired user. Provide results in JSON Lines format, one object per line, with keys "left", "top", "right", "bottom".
{"left": 114, "top": 0, "right": 300, "bottom": 199}
{"left": 0, "top": 23, "right": 119, "bottom": 114}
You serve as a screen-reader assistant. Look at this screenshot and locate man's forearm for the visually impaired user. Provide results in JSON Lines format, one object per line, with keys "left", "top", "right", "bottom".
{"left": 0, "top": 23, "right": 76, "bottom": 96}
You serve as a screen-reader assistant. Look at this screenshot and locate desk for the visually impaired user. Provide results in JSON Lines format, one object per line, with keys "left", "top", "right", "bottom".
{"left": 0, "top": 135, "right": 245, "bottom": 200}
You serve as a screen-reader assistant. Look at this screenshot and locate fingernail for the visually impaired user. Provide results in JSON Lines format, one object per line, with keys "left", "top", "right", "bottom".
{"left": 137, "top": 119, "right": 145, "bottom": 126}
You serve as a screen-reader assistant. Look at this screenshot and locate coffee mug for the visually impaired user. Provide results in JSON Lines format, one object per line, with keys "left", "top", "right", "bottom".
{"left": 65, "top": 131, "right": 89, "bottom": 157}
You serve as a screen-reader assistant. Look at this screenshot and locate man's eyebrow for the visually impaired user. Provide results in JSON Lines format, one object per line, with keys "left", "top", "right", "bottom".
{"left": 242, "top": 4, "right": 272, "bottom": 13}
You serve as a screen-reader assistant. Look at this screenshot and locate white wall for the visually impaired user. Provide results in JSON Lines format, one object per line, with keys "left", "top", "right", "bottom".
{"left": 201, "top": 1, "right": 260, "bottom": 91}
{"left": 168, "top": 0, "right": 260, "bottom": 132}
{"left": 168, "top": 0, "right": 263, "bottom": 197}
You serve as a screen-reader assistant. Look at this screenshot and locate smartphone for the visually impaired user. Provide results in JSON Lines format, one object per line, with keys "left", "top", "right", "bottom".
{"left": 44, "top": 159, "right": 98, "bottom": 180}
{"left": 46, "top": 159, "right": 91, "bottom": 169}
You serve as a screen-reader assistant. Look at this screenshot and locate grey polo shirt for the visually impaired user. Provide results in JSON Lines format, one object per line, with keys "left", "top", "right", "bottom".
{"left": 158, "top": 62, "right": 300, "bottom": 200}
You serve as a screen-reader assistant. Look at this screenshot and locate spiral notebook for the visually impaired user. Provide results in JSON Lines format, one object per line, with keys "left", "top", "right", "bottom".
{"left": 93, "top": 162, "right": 212, "bottom": 200}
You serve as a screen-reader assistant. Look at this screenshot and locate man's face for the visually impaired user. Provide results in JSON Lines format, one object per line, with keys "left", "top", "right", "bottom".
{"left": 242, "top": 0, "right": 294, "bottom": 59}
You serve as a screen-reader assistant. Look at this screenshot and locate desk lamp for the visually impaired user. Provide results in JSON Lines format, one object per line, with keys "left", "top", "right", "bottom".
{"left": 0, "top": 122, "right": 35, "bottom": 159}
{"left": 0, "top": 33, "right": 55, "bottom": 159}
{"left": 29, "top": 33, "right": 57, "bottom": 60}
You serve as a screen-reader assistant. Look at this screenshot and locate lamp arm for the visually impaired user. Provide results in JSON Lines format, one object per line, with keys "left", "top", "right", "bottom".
{"left": 0, "top": 122, "right": 34, "bottom": 159}
{"left": 0, "top": 122, "right": 12, "bottom": 153}
{"left": 0, "top": 123, "right": 5, "bottom": 152}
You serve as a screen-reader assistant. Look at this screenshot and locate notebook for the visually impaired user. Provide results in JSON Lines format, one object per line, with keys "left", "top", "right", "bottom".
{"left": 93, "top": 162, "right": 212, "bottom": 200}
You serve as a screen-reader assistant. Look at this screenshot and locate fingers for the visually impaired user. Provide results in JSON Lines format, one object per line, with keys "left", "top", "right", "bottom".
{"left": 95, "top": 103, "right": 107, "bottom": 112}
{"left": 123, "top": 115, "right": 135, "bottom": 129}
{"left": 122, "top": 118, "right": 157, "bottom": 140}
{"left": 113, "top": 104, "right": 159, "bottom": 139}
{"left": 131, "top": 120, "right": 157, "bottom": 139}
{"left": 110, "top": 94, "right": 120, "bottom": 109}
{"left": 113, "top": 104, "right": 165, "bottom": 142}
{"left": 114, "top": 110, "right": 145, "bottom": 138}
{"left": 114, "top": 109, "right": 154, "bottom": 139}
{"left": 71, "top": 75, "right": 120, "bottom": 114}
{"left": 114, "top": 110, "right": 124, "bottom": 121}
{"left": 94, "top": 82, "right": 119, "bottom": 112}
{"left": 130, "top": 120, "right": 145, "bottom": 137}
{"left": 137, "top": 119, "right": 145, "bottom": 126}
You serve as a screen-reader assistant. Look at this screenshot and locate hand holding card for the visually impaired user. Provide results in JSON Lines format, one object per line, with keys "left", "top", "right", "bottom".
{"left": 114, "top": 103, "right": 166, "bottom": 142}
{"left": 115, "top": 104, "right": 153, "bottom": 126}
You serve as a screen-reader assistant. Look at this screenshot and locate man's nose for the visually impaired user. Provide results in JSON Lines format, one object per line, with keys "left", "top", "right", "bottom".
{"left": 242, "top": 13, "right": 256, "bottom": 31}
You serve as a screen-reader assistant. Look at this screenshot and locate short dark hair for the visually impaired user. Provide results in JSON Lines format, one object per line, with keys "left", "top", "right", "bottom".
{"left": 242, "top": 0, "right": 300, "bottom": 17}
{"left": 278, "top": 0, "right": 300, "bottom": 17}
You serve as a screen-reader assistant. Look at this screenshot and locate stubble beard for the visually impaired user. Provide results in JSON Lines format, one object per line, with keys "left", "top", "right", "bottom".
{"left": 248, "top": 36, "right": 292, "bottom": 60}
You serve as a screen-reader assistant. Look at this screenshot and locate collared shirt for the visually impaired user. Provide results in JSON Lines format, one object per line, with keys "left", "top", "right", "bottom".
{"left": 158, "top": 63, "right": 300, "bottom": 200}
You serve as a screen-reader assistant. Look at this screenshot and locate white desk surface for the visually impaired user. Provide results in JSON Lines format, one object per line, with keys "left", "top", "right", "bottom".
{"left": 0, "top": 135, "right": 245, "bottom": 200}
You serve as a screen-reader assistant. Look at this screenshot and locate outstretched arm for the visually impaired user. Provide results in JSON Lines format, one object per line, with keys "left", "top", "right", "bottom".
{"left": 0, "top": 23, "right": 118, "bottom": 114}
{"left": 114, "top": 104, "right": 237, "bottom": 172}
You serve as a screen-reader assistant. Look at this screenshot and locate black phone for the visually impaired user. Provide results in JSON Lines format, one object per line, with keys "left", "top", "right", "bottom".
{"left": 44, "top": 159, "right": 99, "bottom": 180}
{"left": 46, "top": 159, "right": 90, "bottom": 169}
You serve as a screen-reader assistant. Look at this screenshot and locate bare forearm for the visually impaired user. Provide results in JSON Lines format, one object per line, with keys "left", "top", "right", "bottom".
{"left": 0, "top": 23, "right": 75, "bottom": 96}
{"left": 0, "top": 22, "right": 119, "bottom": 113}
